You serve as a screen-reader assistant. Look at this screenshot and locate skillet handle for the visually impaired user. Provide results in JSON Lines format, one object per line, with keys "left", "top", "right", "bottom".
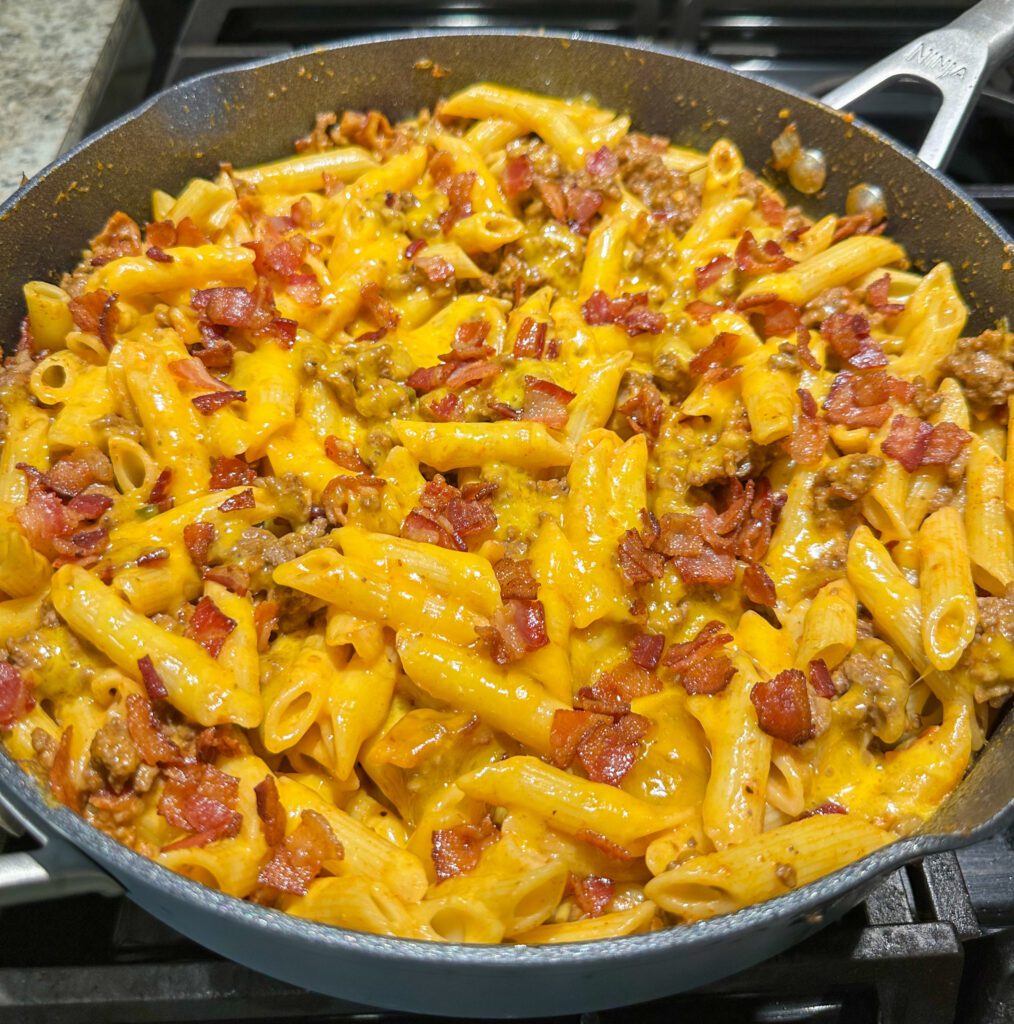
{"left": 821, "top": 0, "right": 1014, "bottom": 169}
{"left": 0, "top": 792, "right": 122, "bottom": 906}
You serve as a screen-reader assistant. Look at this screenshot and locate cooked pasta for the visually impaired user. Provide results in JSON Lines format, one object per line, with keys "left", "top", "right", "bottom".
{"left": 0, "top": 83, "right": 1009, "bottom": 944}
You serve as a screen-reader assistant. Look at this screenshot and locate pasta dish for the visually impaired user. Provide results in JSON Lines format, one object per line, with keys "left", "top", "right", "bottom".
{"left": 0, "top": 83, "right": 1010, "bottom": 943}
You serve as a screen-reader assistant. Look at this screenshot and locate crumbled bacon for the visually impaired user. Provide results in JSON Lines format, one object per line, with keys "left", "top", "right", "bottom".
{"left": 576, "top": 829, "right": 636, "bottom": 861}
{"left": 743, "top": 561, "right": 777, "bottom": 606}
{"left": 582, "top": 291, "right": 667, "bottom": 336}
{"left": 323, "top": 436, "right": 368, "bottom": 473}
{"left": 494, "top": 558, "right": 539, "bottom": 600}
{"left": 125, "top": 693, "right": 180, "bottom": 765}
{"left": 254, "top": 600, "right": 280, "bottom": 652}
{"left": 145, "top": 216, "right": 210, "bottom": 249}
{"left": 758, "top": 192, "right": 787, "bottom": 227}
{"left": 429, "top": 393, "right": 464, "bottom": 421}
{"left": 209, "top": 456, "right": 256, "bottom": 490}
{"left": 192, "top": 389, "right": 246, "bottom": 415}
{"left": 750, "top": 669, "right": 812, "bottom": 744}
{"left": 735, "top": 231, "right": 796, "bottom": 274}
{"left": 550, "top": 708, "right": 649, "bottom": 786}
{"left": 832, "top": 212, "right": 886, "bottom": 244}
{"left": 685, "top": 300, "right": 721, "bottom": 325}
{"left": 194, "top": 725, "right": 246, "bottom": 763}
{"left": 514, "top": 317, "right": 549, "bottom": 358}
{"left": 537, "top": 180, "right": 567, "bottom": 221}
{"left": 202, "top": 565, "right": 250, "bottom": 596}
{"left": 49, "top": 728, "right": 79, "bottom": 812}
{"left": 663, "top": 621, "right": 735, "bottom": 695}
{"left": 414, "top": 252, "right": 455, "bottom": 284}
{"left": 339, "top": 109, "right": 393, "bottom": 152}
{"left": 821, "top": 312, "right": 888, "bottom": 370}
{"left": 431, "top": 815, "right": 499, "bottom": 881}
{"left": 191, "top": 283, "right": 277, "bottom": 331}
{"left": 807, "top": 658, "right": 836, "bottom": 699}
{"left": 689, "top": 331, "right": 738, "bottom": 376}
{"left": 796, "top": 330, "right": 821, "bottom": 370}
{"left": 405, "top": 238, "right": 427, "bottom": 261}
{"left": 359, "top": 282, "right": 400, "bottom": 338}
{"left": 586, "top": 146, "right": 619, "bottom": 180}
{"left": 14, "top": 479, "right": 69, "bottom": 559}
{"left": 218, "top": 489, "right": 255, "bottom": 512}
{"left": 431, "top": 151, "right": 477, "bottom": 234}
{"left": 617, "top": 528, "right": 665, "bottom": 584}
{"left": 136, "top": 655, "right": 168, "bottom": 701}
{"left": 445, "top": 360, "right": 501, "bottom": 391}
{"left": 864, "top": 274, "right": 904, "bottom": 317}
{"left": 254, "top": 775, "right": 287, "bottom": 847}
{"left": 168, "top": 357, "right": 231, "bottom": 393}
{"left": 186, "top": 596, "right": 237, "bottom": 658}
{"left": 785, "top": 388, "right": 828, "bottom": 466}
{"left": 67, "top": 492, "right": 113, "bottom": 520}
{"left": 617, "top": 379, "right": 666, "bottom": 439}
{"left": 89, "top": 211, "right": 142, "bottom": 265}
{"left": 0, "top": 663, "right": 34, "bottom": 726}
{"left": 881, "top": 414, "right": 932, "bottom": 472}
{"left": 587, "top": 659, "right": 661, "bottom": 702}
{"left": 800, "top": 800, "right": 848, "bottom": 818}
{"left": 630, "top": 633, "right": 665, "bottom": 671}
{"left": 406, "top": 363, "right": 454, "bottom": 393}
{"left": 482, "top": 599, "right": 550, "bottom": 664}
{"left": 695, "top": 254, "right": 734, "bottom": 292}
{"left": 522, "top": 376, "right": 575, "bottom": 430}
{"left": 41, "top": 448, "right": 113, "bottom": 499}
{"left": 922, "top": 421, "right": 971, "bottom": 464}
{"left": 502, "top": 154, "right": 535, "bottom": 198}
{"left": 568, "top": 874, "right": 615, "bottom": 918}
{"left": 402, "top": 475, "right": 496, "bottom": 551}
{"left": 68, "top": 289, "right": 119, "bottom": 348}
{"left": 188, "top": 323, "right": 235, "bottom": 371}
{"left": 321, "top": 474, "right": 385, "bottom": 525}
{"left": 563, "top": 186, "right": 604, "bottom": 233}
{"left": 736, "top": 294, "right": 802, "bottom": 338}
{"left": 183, "top": 521, "right": 216, "bottom": 565}
{"left": 146, "top": 246, "right": 173, "bottom": 263}
{"left": 446, "top": 320, "right": 493, "bottom": 361}
{"left": 160, "top": 762, "right": 242, "bottom": 849}
{"left": 823, "top": 370, "right": 913, "bottom": 429}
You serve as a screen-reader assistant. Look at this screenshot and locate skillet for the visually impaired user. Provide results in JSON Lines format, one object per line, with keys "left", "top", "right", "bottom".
{"left": 0, "top": 3, "right": 1013, "bottom": 1015}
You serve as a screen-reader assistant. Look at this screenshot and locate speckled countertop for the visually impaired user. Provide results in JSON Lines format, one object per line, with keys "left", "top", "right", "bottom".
{"left": 0, "top": 0, "right": 132, "bottom": 200}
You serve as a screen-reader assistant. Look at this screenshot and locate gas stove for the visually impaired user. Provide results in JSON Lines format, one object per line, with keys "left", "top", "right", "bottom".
{"left": 5, "top": 3, "right": 1012, "bottom": 1022}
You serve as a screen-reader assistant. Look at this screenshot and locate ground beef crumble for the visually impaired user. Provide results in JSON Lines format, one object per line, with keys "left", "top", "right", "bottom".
{"left": 940, "top": 330, "right": 1014, "bottom": 408}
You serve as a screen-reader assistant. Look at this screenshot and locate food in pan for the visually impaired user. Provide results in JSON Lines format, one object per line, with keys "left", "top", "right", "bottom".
{"left": 0, "top": 83, "right": 1009, "bottom": 943}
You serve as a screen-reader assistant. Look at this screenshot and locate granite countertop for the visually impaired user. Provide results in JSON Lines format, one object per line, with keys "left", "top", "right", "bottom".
{"left": 0, "top": 0, "right": 132, "bottom": 201}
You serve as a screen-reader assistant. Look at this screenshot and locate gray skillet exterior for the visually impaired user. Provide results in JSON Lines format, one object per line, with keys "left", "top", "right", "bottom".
{"left": 0, "top": 30, "right": 1013, "bottom": 1018}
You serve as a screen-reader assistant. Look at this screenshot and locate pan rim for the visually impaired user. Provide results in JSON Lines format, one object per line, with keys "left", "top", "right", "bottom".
{"left": 1, "top": 27, "right": 1012, "bottom": 967}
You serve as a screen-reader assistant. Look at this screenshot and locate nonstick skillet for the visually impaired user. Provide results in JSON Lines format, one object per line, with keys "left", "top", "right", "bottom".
{"left": 0, "top": 2, "right": 1013, "bottom": 1016}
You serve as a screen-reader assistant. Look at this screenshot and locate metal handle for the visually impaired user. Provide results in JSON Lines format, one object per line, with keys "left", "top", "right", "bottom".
{"left": 0, "top": 790, "right": 121, "bottom": 906}
{"left": 822, "top": 0, "right": 1014, "bottom": 169}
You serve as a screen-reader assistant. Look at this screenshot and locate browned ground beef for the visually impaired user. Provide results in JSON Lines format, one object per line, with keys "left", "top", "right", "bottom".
{"left": 89, "top": 714, "right": 141, "bottom": 792}
{"left": 813, "top": 454, "right": 884, "bottom": 523}
{"left": 940, "top": 330, "right": 1014, "bottom": 408}
{"left": 226, "top": 517, "right": 331, "bottom": 593}
{"left": 615, "top": 133, "right": 701, "bottom": 235}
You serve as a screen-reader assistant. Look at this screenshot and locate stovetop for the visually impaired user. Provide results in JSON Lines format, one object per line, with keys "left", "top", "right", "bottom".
{"left": 7, "top": 2, "right": 1011, "bottom": 1022}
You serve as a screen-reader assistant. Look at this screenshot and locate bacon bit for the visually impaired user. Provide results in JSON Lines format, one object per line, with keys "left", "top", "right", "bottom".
{"left": 323, "top": 436, "right": 367, "bottom": 473}
{"left": 406, "top": 362, "right": 454, "bottom": 393}
{"left": 882, "top": 415, "right": 932, "bottom": 472}
{"left": 168, "top": 357, "right": 231, "bottom": 393}
{"left": 751, "top": 669, "right": 813, "bottom": 744}
{"left": 55, "top": 527, "right": 109, "bottom": 560}
{"left": 482, "top": 598, "right": 550, "bottom": 664}
{"left": 219, "top": 489, "right": 255, "bottom": 513}
{"left": 146, "top": 245, "right": 173, "bottom": 263}
{"left": 796, "top": 330, "right": 821, "bottom": 370}
{"left": 285, "top": 273, "right": 321, "bottom": 307}
{"left": 569, "top": 874, "right": 615, "bottom": 917}
{"left": 186, "top": 596, "right": 237, "bottom": 658}
{"left": 582, "top": 291, "right": 667, "bottom": 336}
{"left": 125, "top": 693, "right": 180, "bottom": 766}
{"left": 209, "top": 456, "right": 255, "bottom": 491}
{"left": 49, "top": 727, "right": 79, "bottom": 812}
{"left": 194, "top": 725, "right": 245, "bottom": 764}
{"left": 192, "top": 283, "right": 277, "bottom": 331}
{"left": 663, "top": 621, "right": 735, "bottom": 695}
{"left": 785, "top": 388, "right": 828, "bottom": 466}
{"left": 807, "top": 658, "right": 836, "bottom": 699}
{"left": 586, "top": 145, "right": 619, "bottom": 180}
{"left": 494, "top": 558, "right": 539, "bottom": 600}
{"left": 502, "top": 154, "right": 534, "bottom": 197}
{"left": 695, "top": 254, "right": 734, "bottom": 292}
{"left": 254, "top": 600, "right": 280, "bottom": 652}
{"left": 14, "top": 485, "right": 68, "bottom": 556}
{"left": 513, "top": 317, "right": 548, "bottom": 359}
{"left": 404, "top": 238, "right": 427, "bottom": 261}
{"left": 922, "top": 421, "right": 971, "bottom": 464}
{"left": 136, "top": 547, "right": 170, "bottom": 568}
{"left": 736, "top": 294, "right": 802, "bottom": 338}
{"left": 670, "top": 543, "right": 737, "bottom": 588}
{"left": 401, "top": 508, "right": 461, "bottom": 550}
{"left": 689, "top": 332, "right": 739, "bottom": 376}
{"left": 189, "top": 323, "right": 235, "bottom": 371}
{"left": 66, "top": 492, "right": 113, "bottom": 520}
{"left": 685, "top": 300, "right": 721, "bottom": 325}
{"left": 823, "top": 370, "right": 900, "bottom": 429}
{"left": 183, "top": 521, "right": 216, "bottom": 567}
{"left": 488, "top": 400, "right": 521, "bottom": 420}
{"left": 537, "top": 180, "right": 567, "bottom": 221}
{"left": 865, "top": 274, "right": 904, "bottom": 317}
{"left": 446, "top": 360, "right": 501, "bottom": 392}
{"left": 522, "top": 376, "right": 575, "bottom": 430}
{"left": 576, "top": 830, "right": 636, "bottom": 861}
{"left": 743, "top": 561, "right": 777, "bottom": 606}
{"left": 801, "top": 800, "right": 848, "bottom": 818}
{"left": 0, "top": 663, "right": 34, "bottom": 726}
{"left": 630, "top": 633, "right": 665, "bottom": 671}
{"left": 550, "top": 710, "right": 609, "bottom": 767}
{"left": 201, "top": 565, "right": 249, "bottom": 596}
{"left": 617, "top": 380, "right": 666, "bottom": 439}
{"left": 429, "top": 393, "right": 464, "bottom": 421}
{"left": 360, "top": 282, "right": 400, "bottom": 336}
{"left": 89, "top": 211, "right": 142, "bottom": 264}
{"left": 339, "top": 109, "right": 393, "bottom": 152}
{"left": 431, "top": 815, "right": 499, "bottom": 881}
{"left": 758, "top": 192, "right": 787, "bottom": 227}
{"left": 821, "top": 312, "right": 888, "bottom": 370}
{"left": 415, "top": 252, "right": 455, "bottom": 284}
{"left": 589, "top": 660, "right": 661, "bottom": 703}
{"left": 42, "top": 448, "right": 113, "bottom": 498}
{"left": 618, "top": 528, "right": 666, "bottom": 585}
{"left": 192, "top": 389, "right": 246, "bottom": 415}
{"left": 160, "top": 762, "right": 242, "bottom": 849}
{"left": 832, "top": 212, "right": 886, "bottom": 244}
{"left": 444, "top": 319, "right": 493, "bottom": 362}
{"left": 432, "top": 152, "right": 476, "bottom": 234}
{"left": 402, "top": 476, "right": 496, "bottom": 551}
{"left": 254, "top": 775, "right": 287, "bottom": 848}
{"left": 68, "top": 289, "right": 120, "bottom": 348}
{"left": 573, "top": 711, "right": 650, "bottom": 786}
{"left": 564, "top": 186, "right": 604, "bottom": 232}
{"left": 735, "top": 231, "right": 796, "bottom": 274}
{"left": 445, "top": 496, "right": 497, "bottom": 539}
{"left": 145, "top": 217, "right": 210, "bottom": 249}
